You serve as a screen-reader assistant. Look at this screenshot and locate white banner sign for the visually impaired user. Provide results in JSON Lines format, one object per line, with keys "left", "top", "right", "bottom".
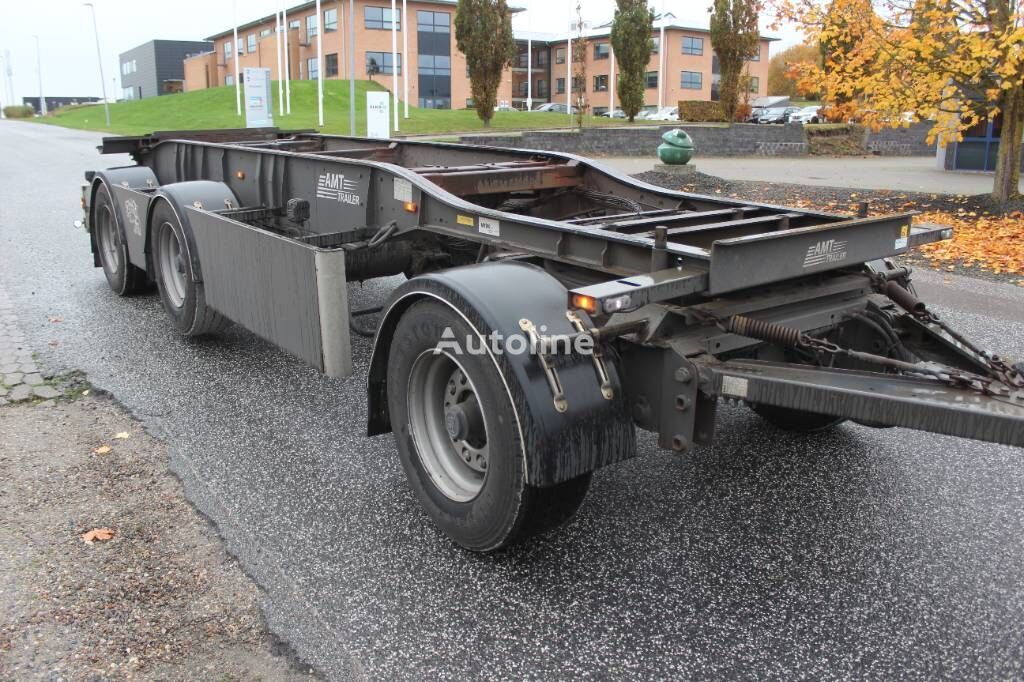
{"left": 243, "top": 68, "right": 274, "bottom": 128}
{"left": 366, "top": 91, "right": 390, "bottom": 139}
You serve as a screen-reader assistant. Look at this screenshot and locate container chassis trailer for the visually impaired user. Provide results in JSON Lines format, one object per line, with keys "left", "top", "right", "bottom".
{"left": 79, "top": 128, "right": 1024, "bottom": 551}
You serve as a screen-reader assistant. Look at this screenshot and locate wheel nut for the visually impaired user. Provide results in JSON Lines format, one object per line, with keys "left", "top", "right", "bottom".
{"left": 671, "top": 435, "right": 689, "bottom": 452}
{"left": 675, "top": 394, "right": 691, "bottom": 411}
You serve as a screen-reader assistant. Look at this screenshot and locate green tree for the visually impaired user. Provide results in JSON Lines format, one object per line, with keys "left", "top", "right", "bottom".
{"left": 455, "top": 0, "right": 516, "bottom": 127}
{"left": 609, "top": 0, "right": 654, "bottom": 122}
{"left": 571, "top": 2, "right": 590, "bottom": 127}
{"left": 709, "top": 0, "right": 761, "bottom": 123}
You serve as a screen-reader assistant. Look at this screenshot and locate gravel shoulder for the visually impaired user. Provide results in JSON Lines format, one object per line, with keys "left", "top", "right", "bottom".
{"left": 0, "top": 392, "right": 318, "bottom": 680}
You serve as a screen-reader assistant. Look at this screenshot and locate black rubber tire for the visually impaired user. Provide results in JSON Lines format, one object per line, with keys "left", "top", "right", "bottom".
{"left": 387, "top": 299, "right": 591, "bottom": 552}
{"left": 750, "top": 403, "right": 845, "bottom": 432}
{"left": 93, "top": 183, "right": 148, "bottom": 296}
{"left": 150, "top": 200, "right": 231, "bottom": 337}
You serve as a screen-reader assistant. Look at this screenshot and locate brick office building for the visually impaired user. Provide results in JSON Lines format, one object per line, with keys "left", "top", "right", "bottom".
{"left": 184, "top": 2, "right": 774, "bottom": 113}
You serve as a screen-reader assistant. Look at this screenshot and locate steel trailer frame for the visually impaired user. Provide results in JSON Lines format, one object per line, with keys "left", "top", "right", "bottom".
{"left": 81, "top": 128, "right": 1024, "bottom": 479}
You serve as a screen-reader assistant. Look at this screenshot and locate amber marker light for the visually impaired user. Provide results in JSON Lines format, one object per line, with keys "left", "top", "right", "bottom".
{"left": 570, "top": 294, "right": 598, "bottom": 314}
{"left": 403, "top": 201, "right": 419, "bottom": 213}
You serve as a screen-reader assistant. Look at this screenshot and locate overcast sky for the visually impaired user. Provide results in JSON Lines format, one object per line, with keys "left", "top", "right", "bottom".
{"left": 0, "top": 0, "right": 804, "bottom": 103}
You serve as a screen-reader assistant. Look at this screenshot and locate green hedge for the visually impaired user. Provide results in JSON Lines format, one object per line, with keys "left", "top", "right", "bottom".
{"left": 3, "top": 105, "right": 35, "bottom": 119}
{"left": 677, "top": 100, "right": 754, "bottom": 123}
{"left": 678, "top": 100, "right": 725, "bottom": 123}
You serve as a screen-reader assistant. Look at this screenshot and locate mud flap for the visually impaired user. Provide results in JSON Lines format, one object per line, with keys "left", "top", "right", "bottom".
{"left": 702, "top": 359, "right": 1024, "bottom": 447}
{"left": 184, "top": 208, "right": 352, "bottom": 378}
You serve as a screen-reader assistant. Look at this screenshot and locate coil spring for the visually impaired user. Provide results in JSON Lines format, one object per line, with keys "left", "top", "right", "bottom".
{"left": 726, "top": 315, "right": 804, "bottom": 348}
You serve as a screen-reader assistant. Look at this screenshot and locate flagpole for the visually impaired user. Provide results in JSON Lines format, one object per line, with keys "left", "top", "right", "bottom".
{"left": 349, "top": 0, "right": 356, "bottom": 134}
{"left": 316, "top": 0, "right": 324, "bottom": 126}
{"left": 283, "top": 2, "right": 292, "bottom": 114}
{"left": 391, "top": 0, "right": 399, "bottom": 132}
{"left": 276, "top": 11, "right": 284, "bottom": 115}
{"left": 233, "top": 0, "right": 241, "bottom": 115}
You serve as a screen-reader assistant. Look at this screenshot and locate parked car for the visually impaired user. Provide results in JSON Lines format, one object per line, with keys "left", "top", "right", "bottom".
{"left": 598, "top": 109, "right": 627, "bottom": 118}
{"left": 531, "top": 102, "right": 578, "bottom": 114}
{"left": 746, "top": 106, "right": 767, "bottom": 123}
{"left": 646, "top": 106, "right": 679, "bottom": 121}
{"left": 789, "top": 105, "right": 822, "bottom": 124}
{"left": 758, "top": 106, "right": 800, "bottom": 124}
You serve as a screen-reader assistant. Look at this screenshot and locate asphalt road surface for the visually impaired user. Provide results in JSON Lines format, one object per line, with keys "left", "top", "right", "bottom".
{"left": 3, "top": 120, "right": 1024, "bottom": 679}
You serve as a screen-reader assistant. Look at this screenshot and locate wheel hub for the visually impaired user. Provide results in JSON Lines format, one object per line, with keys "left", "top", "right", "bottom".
{"left": 407, "top": 352, "right": 491, "bottom": 501}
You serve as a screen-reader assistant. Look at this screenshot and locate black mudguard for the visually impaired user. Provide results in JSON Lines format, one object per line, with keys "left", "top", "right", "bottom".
{"left": 89, "top": 166, "right": 159, "bottom": 270}
{"left": 367, "top": 261, "right": 637, "bottom": 486}
{"left": 145, "top": 181, "right": 238, "bottom": 282}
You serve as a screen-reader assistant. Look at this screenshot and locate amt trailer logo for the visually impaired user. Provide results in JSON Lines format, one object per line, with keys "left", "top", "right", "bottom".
{"left": 803, "top": 239, "right": 848, "bottom": 268}
{"left": 316, "top": 172, "right": 361, "bottom": 205}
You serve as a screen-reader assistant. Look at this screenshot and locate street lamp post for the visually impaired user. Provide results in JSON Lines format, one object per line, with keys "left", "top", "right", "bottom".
{"left": 33, "top": 35, "right": 46, "bottom": 116}
{"left": 83, "top": 3, "right": 111, "bottom": 127}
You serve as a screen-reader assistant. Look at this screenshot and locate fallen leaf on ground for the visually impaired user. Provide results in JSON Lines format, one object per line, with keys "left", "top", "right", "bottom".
{"left": 48, "top": 316, "right": 63, "bottom": 323}
{"left": 113, "top": 432, "right": 129, "bottom": 440}
{"left": 81, "top": 528, "right": 115, "bottom": 544}
{"left": 81, "top": 389, "right": 89, "bottom": 396}
{"left": 92, "top": 445, "right": 111, "bottom": 455}
{"left": 918, "top": 210, "right": 1024, "bottom": 275}
{"left": 47, "top": 340, "right": 58, "bottom": 347}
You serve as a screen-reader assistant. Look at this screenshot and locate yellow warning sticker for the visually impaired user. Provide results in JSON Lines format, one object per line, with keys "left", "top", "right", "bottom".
{"left": 900, "top": 225, "right": 910, "bottom": 238}
{"left": 456, "top": 214, "right": 475, "bottom": 227}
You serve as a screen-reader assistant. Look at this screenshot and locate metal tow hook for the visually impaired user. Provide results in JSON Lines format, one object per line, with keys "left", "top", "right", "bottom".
{"left": 566, "top": 310, "right": 614, "bottom": 400}
{"left": 519, "top": 318, "right": 568, "bottom": 413}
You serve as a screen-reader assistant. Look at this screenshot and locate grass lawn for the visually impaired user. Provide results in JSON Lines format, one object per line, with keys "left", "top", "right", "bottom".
{"left": 39, "top": 79, "right": 633, "bottom": 137}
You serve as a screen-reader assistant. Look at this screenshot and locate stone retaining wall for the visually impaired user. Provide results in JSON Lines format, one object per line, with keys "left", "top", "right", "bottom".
{"left": 457, "top": 120, "right": 935, "bottom": 158}
{"left": 459, "top": 123, "right": 809, "bottom": 157}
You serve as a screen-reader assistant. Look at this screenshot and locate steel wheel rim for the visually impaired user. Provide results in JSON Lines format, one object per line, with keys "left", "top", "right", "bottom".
{"left": 158, "top": 222, "right": 187, "bottom": 308}
{"left": 95, "top": 204, "right": 121, "bottom": 274}
{"left": 407, "top": 349, "right": 490, "bottom": 502}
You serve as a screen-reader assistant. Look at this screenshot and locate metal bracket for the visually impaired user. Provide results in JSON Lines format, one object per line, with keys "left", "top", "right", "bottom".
{"left": 566, "top": 310, "right": 614, "bottom": 400}
{"left": 519, "top": 318, "right": 568, "bottom": 413}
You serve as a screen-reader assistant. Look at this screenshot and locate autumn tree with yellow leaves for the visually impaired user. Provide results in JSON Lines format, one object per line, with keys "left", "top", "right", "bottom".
{"left": 774, "top": 0, "right": 1024, "bottom": 203}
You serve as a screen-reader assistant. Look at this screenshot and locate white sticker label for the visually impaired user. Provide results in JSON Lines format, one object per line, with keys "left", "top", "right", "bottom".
{"left": 479, "top": 217, "right": 500, "bottom": 237}
{"left": 393, "top": 177, "right": 413, "bottom": 203}
{"left": 721, "top": 375, "right": 749, "bottom": 398}
{"left": 894, "top": 237, "right": 908, "bottom": 249}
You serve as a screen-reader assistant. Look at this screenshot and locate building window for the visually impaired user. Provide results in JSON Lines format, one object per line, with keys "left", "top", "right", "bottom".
{"left": 307, "top": 57, "right": 319, "bottom": 80}
{"left": 325, "top": 53, "right": 339, "bottom": 77}
{"left": 593, "top": 74, "right": 608, "bottom": 91}
{"left": 748, "top": 75, "right": 760, "bottom": 93}
{"left": 466, "top": 98, "right": 474, "bottom": 108}
{"left": 681, "top": 71, "right": 702, "bottom": 89}
{"left": 324, "top": 8, "right": 338, "bottom": 31}
{"left": 131, "top": 60, "right": 136, "bottom": 73}
{"left": 536, "top": 79, "right": 548, "bottom": 97}
{"left": 289, "top": 19, "right": 300, "bottom": 29}
{"left": 225, "top": 74, "right": 234, "bottom": 86}
{"left": 417, "top": 10, "right": 449, "bottom": 32}
{"left": 307, "top": 14, "right": 319, "bottom": 41}
{"left": 651, "top": 37, "right": 659, "bottom": 54}
{"left": 645, "top": 71, "right": 658, "bottom": 89}
{"left": 365, "top": 6, "right": 400, "bottom": 30}
{"left": 366, "top": 51, "right": 401, "bottom": 75}
{"left": 260, "top": 28, "right": 272, "bottom": 37}
{"left": 681, "top": 36, "right": 703, "bottom": 56}
{"left": 536, "top": 49, "right": 548, "bottom": 67}
{"left": 555, "top": 47, "right": 565, "bottom": 64}
{"left": 556, "top": 77, "right": 565, "bottom": 94}
{"left": 518, "top": 80, "right": 528, "bottom": 97}
{"left": 224, "top": 41, "right": 232, "bottom": 60}
{"left": 594, "top": 42, "right": 609, "bottom": 60}
{"left": 247, "top": 34, "right": 257, "bottom": 53}
{"left": 749, "top": 47, "right": 760, "bottom": 61}
{"left": 419, "top": 54, "right": 450, "bottom": 76}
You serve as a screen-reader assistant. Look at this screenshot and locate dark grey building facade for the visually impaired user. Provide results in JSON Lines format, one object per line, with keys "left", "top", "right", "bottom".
{"left": 119, "top": 40, "right": 212, "bottom": 100}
